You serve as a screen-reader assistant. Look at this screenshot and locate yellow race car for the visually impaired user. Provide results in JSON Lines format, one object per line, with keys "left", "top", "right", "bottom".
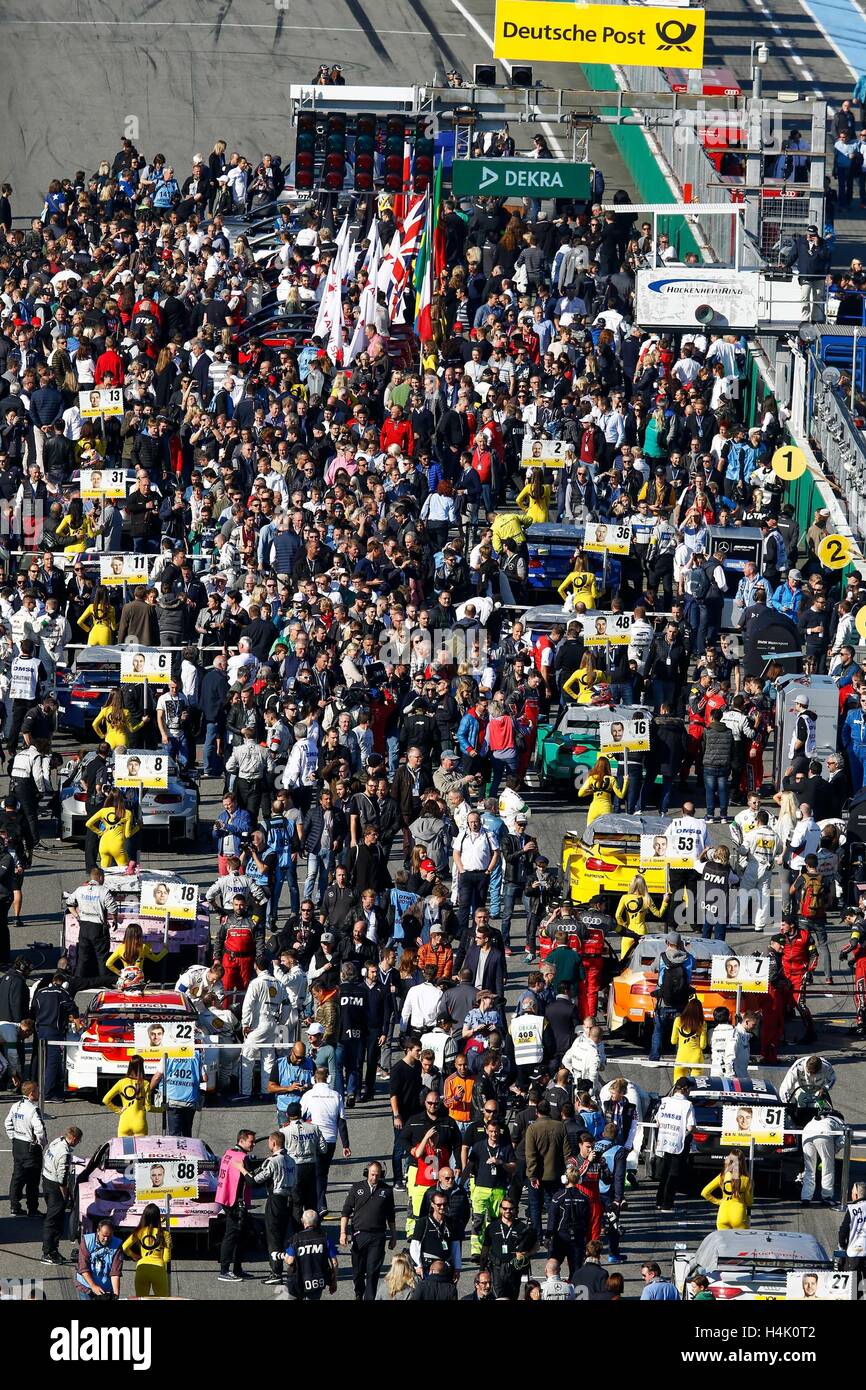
{"left": 562, "top": 813, "right": 669, "bottom": 908}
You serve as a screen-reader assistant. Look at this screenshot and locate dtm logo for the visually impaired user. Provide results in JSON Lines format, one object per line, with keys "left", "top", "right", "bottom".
{"left": 655, "top": 18, "right": 698, "bottom": 50}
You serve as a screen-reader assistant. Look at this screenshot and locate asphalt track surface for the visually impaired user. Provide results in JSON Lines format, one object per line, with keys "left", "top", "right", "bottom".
{"left": 0, "top": 758, "right": 862, "bottom": 1303}
{"left": 0, "top": 0, "right": 635, "bottom": 218}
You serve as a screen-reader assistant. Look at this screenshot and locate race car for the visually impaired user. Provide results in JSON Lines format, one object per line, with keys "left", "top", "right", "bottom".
{"left": 672, "top": 1230, "right": 848, "bottom": 1300}
{"left": 523, "top": 529, "right": 622, "bottom": 594}
{"left": 60, "top": 749, "right": 199, "bottom": 846}
{"left": 56, "top": 644, "right": 125, "bottom": 735}
{"left": 62, "top": 867, "right": 209, "bottom": 973}
{"left": 65, "top": 989, "right": 219, "bottom": 1096}
{"left": 647, "top": 1077, "right": 800, "bottom": 1191}
{"left": 562, "top": 813, "right": 669, "bottom": 907}
{"left": 606, "top": 935, "right": 739, "bottom": 1036}
{"left": 74, "top": 1136, "right": 219, "bottom": 1240}
{"left": 536, "top": 705, "right": 651, "bottom": 793}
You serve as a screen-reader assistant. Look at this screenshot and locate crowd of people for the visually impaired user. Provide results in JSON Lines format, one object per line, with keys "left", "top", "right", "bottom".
{"left": 0, "top": 124, "right": 863, "bottom": 1302}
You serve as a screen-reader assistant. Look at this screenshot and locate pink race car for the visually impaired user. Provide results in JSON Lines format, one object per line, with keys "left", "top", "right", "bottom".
{"left": 74, "top": 1136, "right": 219, "bottom": 1240}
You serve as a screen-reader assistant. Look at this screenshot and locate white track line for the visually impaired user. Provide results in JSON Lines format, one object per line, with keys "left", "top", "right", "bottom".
{"left": 0, "top": 17, "right": 466, "bottom": 34}
{"left": 447, "top": 0, "right": 565, "bottom": 158}
{"left": 796, "top": 0, "right": 858, "bottom": 79}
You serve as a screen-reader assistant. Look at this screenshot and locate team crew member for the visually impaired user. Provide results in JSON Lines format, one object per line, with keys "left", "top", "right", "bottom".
{"left": 284, "top": 1209, "right": 339, "bottom": 1300}
{"left": 654, "top": 1077, "right": 696, "bottom": 1212}
{"left": 479, "top": 1196, "right": 537, "bottom": 1300}
{"left": 5, "top": 1079, "right": 46, "bottom": 1215}
{"left": 410, "top": 1192, "right": 460, "bottom": 1278}
{"left": 839, "top": 1181, "right": 866, "bottom": 1278}
{"left": 31, "top": 971, "right": 78, "bottom": 1101}
{"left": 840, "top": 909, "right": 866, "bottom": 1036}
{"left": 336, "top": 961, "right": 368, "bottom": 1106}
{"left": 41, "top": 1125, "right": 82, "bottom": 1264}
{"left": 148, "top": 1048, "right": 205, "bottom": 1137}
{"left": 252, "top": 1131, "right": 298, "bottom": 1284}
{"left": 122, "top": 1205, "right": 172, "bottom": 1297}
{"left": 76, "top": 1219, "right": 124, "bottom": 1300}
{"left": 216, "top": 1129, "right": 257, "bottom": 1282}
{"left": 213, "top": 890, "right": 263, "bottom": 999}
{"left": 10, "top": 731, "right": 45, "bottom": 851}
{"left": 269, "top": 1041, "right": 315, "bottom": 1122}
{"left": 64, "top": 867, "right": 117, "bottom": 980}
{"left": 340, "top": 1159, "right": 397, "bottom": 1300}
{"left": 240, "top": 956, "right": 287, "bottom": 1098}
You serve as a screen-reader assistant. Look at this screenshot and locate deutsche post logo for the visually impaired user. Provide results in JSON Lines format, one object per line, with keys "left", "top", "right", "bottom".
{"left": 655, "top": 17, "right": 698, "bottom": 49}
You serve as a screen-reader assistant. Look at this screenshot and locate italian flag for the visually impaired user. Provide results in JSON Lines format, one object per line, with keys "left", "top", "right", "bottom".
{"left": 414, "top": 157, "right": 442, "bottom": 342}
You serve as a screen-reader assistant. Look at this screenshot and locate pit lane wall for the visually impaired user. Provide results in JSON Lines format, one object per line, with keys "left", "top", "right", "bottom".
{"left": 581, "top": 60, "right": 704, "bottom": 262}
{"left": 577, "top": 55, "right": 865, "bottom": 575}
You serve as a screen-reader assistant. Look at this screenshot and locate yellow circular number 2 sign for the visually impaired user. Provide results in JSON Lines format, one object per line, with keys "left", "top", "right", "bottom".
{"left": 771, "top": 445, "right": 808, "bottom": 481}
{"left": 817, "top": 533, "right": 855, "bottom": 569}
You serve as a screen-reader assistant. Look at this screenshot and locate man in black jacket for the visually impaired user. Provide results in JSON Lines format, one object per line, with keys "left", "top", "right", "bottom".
{"left": 200, "top": 654, "right": 228, "bottom": 777}
{"left": 124, "top": 473, "right": 160, "bottom": 553}
{"left": 339, "top": 1159, "right": 396, "bottom": 1300}
{"left": 785, "top": 225, "right": 832, "bottom": 322}
{"left": 0, "top": 959, "right": 32, "bottom": 1080}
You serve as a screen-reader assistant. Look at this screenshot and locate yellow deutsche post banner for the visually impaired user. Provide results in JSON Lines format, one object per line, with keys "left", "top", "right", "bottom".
{"left": 494, "top": 0, "right": 706, "bottom": 68}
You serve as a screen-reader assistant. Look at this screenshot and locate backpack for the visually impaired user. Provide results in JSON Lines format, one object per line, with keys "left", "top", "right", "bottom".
{"left": 659, "top": 959, "right": 690, "bottom": 1009}
{"left": 688, "top": 565, "right": 710, "bottom": 600}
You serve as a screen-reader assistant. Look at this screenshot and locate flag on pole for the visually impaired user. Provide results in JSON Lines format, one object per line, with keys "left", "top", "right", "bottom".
{"left": 393, "top": 139, "right": 412, "bottom": 224}
{"left": 414, "top": 158, "right": 442, "bottom": 341}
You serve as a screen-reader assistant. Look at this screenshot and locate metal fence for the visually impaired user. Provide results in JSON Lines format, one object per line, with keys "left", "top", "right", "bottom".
{"left": 806, "top": 346, "right": 866, "bottom": 542}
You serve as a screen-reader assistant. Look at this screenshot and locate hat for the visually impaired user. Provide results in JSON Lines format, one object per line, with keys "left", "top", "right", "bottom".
{"left": 515, "top": 812, "right": 528, "bottom": 824}
{"left": 789, "top": 568, "right": 802, "bottom": 583}
{"left": 807, "top": 224, "right": 819, "bottom": 235}
{"left": 430, "top": 922, "right": 444, "bottom": 934}
{"left": 420, "top": 858, "right": 436, "bottom": 873}
{"left": 794, "top": 694, "right": 809, "bottom": 707}
{"left": 440, "top": 748, "right": 457, "bottom": 761}
{"left": 320, "top": 932, "right": 335, "bottom": 945}
{"left": 665, "top": 931, "right": 682, "bottom": 947}
{"left": 452, "top": 321, "right": 464, "bottom": 332}
{"left": 307, "top": 1022, "right": 325, "bottom": 1037}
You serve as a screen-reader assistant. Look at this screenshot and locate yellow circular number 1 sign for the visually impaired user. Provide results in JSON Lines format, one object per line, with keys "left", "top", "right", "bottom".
{"left": 855, "top": 605, "right": 866, "bottom": 642}
{"left": 771, "top": 445, "right": 807, "bottom": 481}
{"left": 817, "top": 533, "right": 855, "bottom": 569}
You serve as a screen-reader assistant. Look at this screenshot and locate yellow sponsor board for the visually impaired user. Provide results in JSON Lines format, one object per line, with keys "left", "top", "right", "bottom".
{"left": 494, "top": 0, "right": 705, "bottom": 68}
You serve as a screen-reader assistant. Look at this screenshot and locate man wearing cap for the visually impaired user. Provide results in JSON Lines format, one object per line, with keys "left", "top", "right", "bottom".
{"left": 784, "top": 226, "right": 832, "bottom": 322}
{"left": 433, "top": 749, "right": 465, "bottom": 799}
{"left": 417, "top": 923, "right": 454, "bottom": 982}
{"left": 770, "top": 567, "right": 805, "bottom": 620}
